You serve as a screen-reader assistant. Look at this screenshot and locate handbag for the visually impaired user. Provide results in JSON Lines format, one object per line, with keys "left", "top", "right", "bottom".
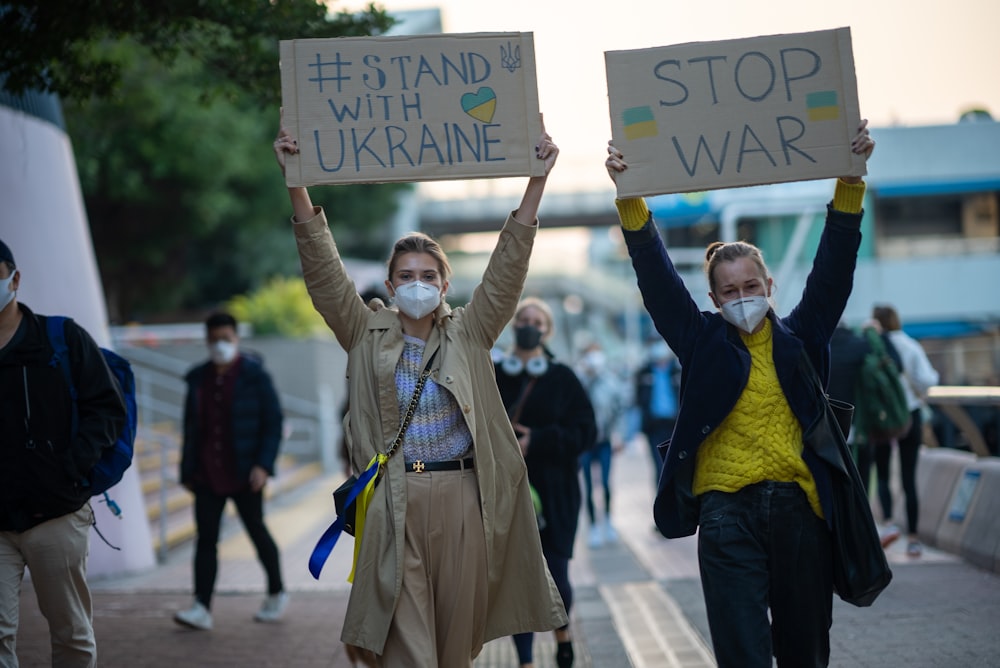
{"left": 800, "top": 352, "right": 892, "bottom": 607}
{"left": 309, "top": 350, "right": 439, "bottom": 580}
{"left": 333, "top": 350, "right": 438, "bottom": 536}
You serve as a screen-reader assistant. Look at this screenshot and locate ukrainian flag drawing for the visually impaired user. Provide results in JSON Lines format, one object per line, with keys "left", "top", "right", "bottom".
{"left": 806, "top": 91, "right": 840, "bottom": 121}
{"left": 623, "top": 106, "right": 658, "bottom": 140}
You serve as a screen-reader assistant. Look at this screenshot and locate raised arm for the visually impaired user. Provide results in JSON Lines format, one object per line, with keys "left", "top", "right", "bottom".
{"left": 273, "top": 108, "right": 316, "bottom": 223}
{"left": 271, "top": 109, "right": 370, "bottom": 349}
{"left": 512, "top": 116, "right": 559, "bottom": 226}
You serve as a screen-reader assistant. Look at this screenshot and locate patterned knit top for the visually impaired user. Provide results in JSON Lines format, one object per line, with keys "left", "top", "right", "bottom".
{"left": 397, "top": 335, "right": 472, "bottom": 462}
{"left": 692, "top": 320, "right": 823, "bottom": 518}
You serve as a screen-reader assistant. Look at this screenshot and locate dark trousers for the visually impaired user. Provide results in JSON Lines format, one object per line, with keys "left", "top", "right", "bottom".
{"left": 698, "top": 482, "right": 833, "bottom": 668}
{"left": 874, "top": 408, "right": 923, "bottom": 534}
{"left": 580, "top": 440, "right": 613, "bottom": 524}
{"left": 193, "top": 488, "right": 283, "bottom": 608}
{"left": 513, "top": 551, "right": 571, "bottom": 663}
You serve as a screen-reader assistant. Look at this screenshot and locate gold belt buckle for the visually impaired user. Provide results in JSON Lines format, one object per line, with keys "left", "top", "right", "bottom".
{"left": 411, "top": 460, "right": 425, "bottom": 473}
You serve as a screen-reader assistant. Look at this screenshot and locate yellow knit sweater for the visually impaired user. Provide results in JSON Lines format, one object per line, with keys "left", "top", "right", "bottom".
{"left": 692, "top": 320, "right": 823, "bottom": 518}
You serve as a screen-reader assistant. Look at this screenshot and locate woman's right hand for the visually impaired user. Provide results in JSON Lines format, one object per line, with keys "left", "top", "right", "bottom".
{"left": 606, "top": 141, "right": 627, "bottom": 184}
{"left": 273, "top": 108, "right": 299, "bottom": 178}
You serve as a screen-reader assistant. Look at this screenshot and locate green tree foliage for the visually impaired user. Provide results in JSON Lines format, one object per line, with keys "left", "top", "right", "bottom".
{"left": 18, "top": 1, "right": 411, "bottom": 321}
{"left": 1, "top": 0, "right": 392, "bottom": 105}
{"left": 227, "top": 275, "right": 329, "bottom": 337}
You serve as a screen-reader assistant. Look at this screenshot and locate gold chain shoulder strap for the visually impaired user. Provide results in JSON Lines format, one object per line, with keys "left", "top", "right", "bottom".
{"left": 385, "top": 348, "right": 438, "bottom": 460}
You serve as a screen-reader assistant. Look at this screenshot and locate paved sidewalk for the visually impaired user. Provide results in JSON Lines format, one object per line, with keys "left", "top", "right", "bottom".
{"left": 15, "top": 442, "right": 1000, "bottom": 666}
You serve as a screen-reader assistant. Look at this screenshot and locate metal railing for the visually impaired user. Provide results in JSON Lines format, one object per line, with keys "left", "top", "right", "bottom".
{"left": 117, "top": 345, "right": 337, "bottom": 560}
{"left": 925, "top": 386, "right": 1000, "bottom": 457}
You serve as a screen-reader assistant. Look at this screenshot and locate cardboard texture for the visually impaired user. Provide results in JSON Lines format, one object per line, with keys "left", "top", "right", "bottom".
{"left": 280, "top": 32, "right": 543, "bottom": 187}
{"left": 605, "top": 28, "right": 865, "bottom": 198}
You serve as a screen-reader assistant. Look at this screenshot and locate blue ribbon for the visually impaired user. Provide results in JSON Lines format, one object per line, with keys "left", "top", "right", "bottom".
{"left": 308, "top": 461, "right": 380, "bottom": 580}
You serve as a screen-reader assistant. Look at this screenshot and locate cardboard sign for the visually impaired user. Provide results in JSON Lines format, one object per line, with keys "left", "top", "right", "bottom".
{"left": 280, "top": 32, "right": 543, "bottom": 187}
{"left": 605, "top": 28, "right": 865, "bottom": 198}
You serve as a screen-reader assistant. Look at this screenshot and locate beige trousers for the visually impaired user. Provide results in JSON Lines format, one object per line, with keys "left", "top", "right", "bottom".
{"left": 0, "top": 504, "right": 96, "bottom": 668}
{"left": 380, "top": 468, "right": 487, "bottom": 667}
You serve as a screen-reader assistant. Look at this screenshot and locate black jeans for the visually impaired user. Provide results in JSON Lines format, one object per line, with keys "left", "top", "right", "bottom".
{"left": 193, "top": 488, "right": 283, "bottom": 608}
{"left": 874, "top": 408, "right": 923, "bottom": 534}
{"left": 698, "top": 481, "right": 833, "bottom": 668}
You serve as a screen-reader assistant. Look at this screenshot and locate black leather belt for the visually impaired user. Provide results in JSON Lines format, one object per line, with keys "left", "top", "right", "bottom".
{"left": 404, "top": 457, "right": 474, "bottom": 473}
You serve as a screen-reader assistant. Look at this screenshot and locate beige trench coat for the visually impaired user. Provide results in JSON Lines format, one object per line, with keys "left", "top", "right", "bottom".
{"left": 293, "top": 208, "right": 568, "bottom": 654}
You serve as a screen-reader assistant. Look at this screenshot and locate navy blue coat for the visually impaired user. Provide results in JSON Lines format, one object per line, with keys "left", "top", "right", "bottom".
{"left": 623, "top": 205, "right": 863, "bottom": 538}
{"left": 181, "top": 353, "right": 283, "bottom": 488}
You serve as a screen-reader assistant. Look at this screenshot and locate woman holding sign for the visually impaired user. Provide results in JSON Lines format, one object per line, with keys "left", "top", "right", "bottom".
{"left": 605, "top": 121, "right": 875, "bottom": 668}
{"left": 274, "top": 115, "right": 566, "bottom": 666}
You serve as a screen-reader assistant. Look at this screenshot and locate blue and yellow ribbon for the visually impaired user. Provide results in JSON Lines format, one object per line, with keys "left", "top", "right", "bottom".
{"left": 307, "top": 452, "right": 387, "bottom": 581}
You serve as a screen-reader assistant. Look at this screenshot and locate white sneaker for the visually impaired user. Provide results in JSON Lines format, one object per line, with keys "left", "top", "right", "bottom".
{"left": 254, "top": 591, "right": 289, "bottom": 623}
{"left": 603, "top": 520, "right": 619, "bottom": 544}
{"left": 587, "top": 524, "right": 604, "bottom": 549}
{"left": 174, "top": 601, "right": 213, "bottom": 630}
{"left": 878, "top": 524, "right": 902, "bottom": 549}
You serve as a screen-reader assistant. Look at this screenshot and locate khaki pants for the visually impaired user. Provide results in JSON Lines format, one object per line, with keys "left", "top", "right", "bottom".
{"left": 380, "top": 468, "right": 487, "bottom": 667}
{"left": 0, "top": 505, "right": 96, "bottom": 668}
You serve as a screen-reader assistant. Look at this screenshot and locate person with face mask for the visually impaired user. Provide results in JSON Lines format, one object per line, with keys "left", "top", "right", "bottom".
{"left": 274, "top": 115, "right": 567, "bottom": 666}
{"left": 0, "top": 239, "right": 126, "bottom": 667}
{"left": 605, "top": 120, "right": 876, "bottom": 668}
{"left": 494, "top": 298, "right": 597, "bottom": 668}
{"left": 174, "top": 311, "right": 287, "bottom": 631}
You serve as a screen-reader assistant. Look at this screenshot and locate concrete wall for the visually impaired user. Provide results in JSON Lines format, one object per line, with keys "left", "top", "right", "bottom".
{"left": 917, "top": 447, "right": 1000, "bottom": 574}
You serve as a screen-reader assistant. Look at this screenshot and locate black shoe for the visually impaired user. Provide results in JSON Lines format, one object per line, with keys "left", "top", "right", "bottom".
{"left": 556, "top": 640, "right": 574, "bottom": 668}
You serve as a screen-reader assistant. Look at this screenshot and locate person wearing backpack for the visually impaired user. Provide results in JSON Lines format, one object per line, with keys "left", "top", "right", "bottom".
{"left": 0, "top": 239, "right": 127, "bottom": 668}
{"left": 870, "top": 305, "right": 940, "bottom": 558}
{"left": 174, "top": 311, "right": 287, "bottom": 631}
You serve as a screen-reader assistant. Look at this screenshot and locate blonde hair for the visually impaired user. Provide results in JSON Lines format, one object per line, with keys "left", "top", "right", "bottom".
{"left": 703, "top": 241, "right": 770, "bottom": 294}
{"left": 387, "top": 232, "right": 452, "bottom": 282}
{"left": 514, "top": 297, "right": 555, "bottom": 339}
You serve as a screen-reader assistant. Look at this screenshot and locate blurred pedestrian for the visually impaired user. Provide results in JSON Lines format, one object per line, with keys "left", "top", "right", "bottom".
{"left": 275, "top": 117, "right": 567, "bottom": 665}
{"left": 575, "top": 341, "right": 628, "bottom": 548}
{"left": 174, "top": 311, "right": 287, "bottom": 630}
{"left": 870, "top": 304, "right": 940, "bottom": 558}
{"left": 0, "top": 239, "right": 126, "bottom": 667}
{"left": 634, "top": 340, "right": 680, "bottom": 488}
{"left": 495, "top": 297, "right": 597, "bottom": 668}
{"left": 606, "top": 120, "right": 875, "bottom": 667}
{"left": 828, "top": 322, "right": 872, "bottom": 487}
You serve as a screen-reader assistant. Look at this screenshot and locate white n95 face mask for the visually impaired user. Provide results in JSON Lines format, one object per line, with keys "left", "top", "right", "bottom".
{"left": 394, "top": 281, "right": 441, "bottom": 320}
{"left": 209, "top": 340, "right": 238, "bottom": 365}
{"left": 0, "top": 272, "right": 15, "bottom": 311}
{"left": 720, "top": 296, "right": 770, "bottom": 333}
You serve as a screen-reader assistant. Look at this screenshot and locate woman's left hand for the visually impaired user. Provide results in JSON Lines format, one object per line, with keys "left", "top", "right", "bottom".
{"left": 535, "top": 115, "right": 559, "bottom": 176}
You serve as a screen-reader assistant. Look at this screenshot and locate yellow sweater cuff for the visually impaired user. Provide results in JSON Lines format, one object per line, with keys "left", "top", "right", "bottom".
{"left": 833, "top": 179, "right": 866, "bottom": 214}
{"left": 615, "top": 198, "right": 651, "bottom": 231}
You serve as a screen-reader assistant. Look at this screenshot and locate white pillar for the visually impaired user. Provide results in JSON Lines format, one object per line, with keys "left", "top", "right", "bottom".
{"left": 0, "top": 101, "right": 156, "bottom": 577}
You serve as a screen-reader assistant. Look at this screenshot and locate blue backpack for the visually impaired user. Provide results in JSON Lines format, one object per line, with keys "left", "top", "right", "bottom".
{"left": 44, "top": 316, "right": 138, "bottom": 509}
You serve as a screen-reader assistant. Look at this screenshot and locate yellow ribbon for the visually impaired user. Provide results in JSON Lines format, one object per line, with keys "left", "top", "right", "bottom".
{"left": 348, "top": 452, "right": 388, "bottom": 583}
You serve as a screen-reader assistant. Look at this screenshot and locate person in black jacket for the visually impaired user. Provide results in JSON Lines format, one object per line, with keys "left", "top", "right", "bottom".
{"left": 494, "top": 297, "right": 596, "bottom": 668}
{"left": 606, "top": 121, "right": 875, "bottom": 667}
{"left": 0, "top": 239, "right": 126, "bottom": 667}
{"left": 828, "top": 322, "right": 873, "bottom": 488}
{"left": 174, "top": 311, "right": 286, "bottom": 631}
